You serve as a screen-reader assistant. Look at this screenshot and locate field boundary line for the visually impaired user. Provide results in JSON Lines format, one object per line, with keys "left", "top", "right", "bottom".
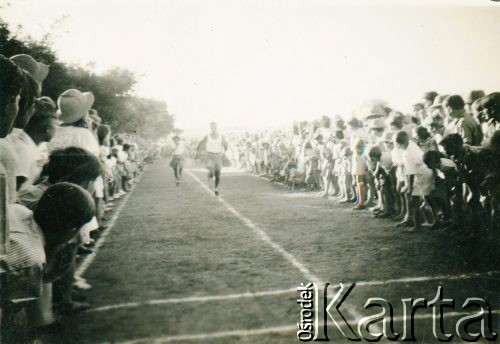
{"left": 355, "top": 270, "right": 500, "bottom": 287}
{"left": 186, "top": 169, "right": 321, "bottom": 285}
{"left": 85, "top": 270, "right": 500, "bottom": 313}
{"left": 75, "top": 168, "right": 147, "bottom": 278}
{"left": 86, "top": 288, "right": 297, "bottom": 313}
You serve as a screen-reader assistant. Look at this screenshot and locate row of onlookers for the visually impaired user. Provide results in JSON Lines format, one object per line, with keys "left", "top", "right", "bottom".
{"left": 227, "top": 91, "right": 500, "bottom": 234}
{"left": 0, "top": 53, "right": 158, "bottom": 343}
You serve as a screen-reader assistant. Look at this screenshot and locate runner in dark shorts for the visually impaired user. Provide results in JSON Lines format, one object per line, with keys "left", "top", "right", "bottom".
{"left": 170, "top": 136, "right": 186, "bottom": 185}
{"left": 196, "top": 123, "right": 228, "bottom": 196}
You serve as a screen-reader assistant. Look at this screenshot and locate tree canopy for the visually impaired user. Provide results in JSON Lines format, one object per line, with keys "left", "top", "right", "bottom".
{"left": 0, "top": 20, "right": 176, "bottom": 138}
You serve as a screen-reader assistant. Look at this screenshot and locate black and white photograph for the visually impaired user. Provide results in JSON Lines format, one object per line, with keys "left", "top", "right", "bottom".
{"left": 1, "top": 0, "right": 500, "bottom": 343}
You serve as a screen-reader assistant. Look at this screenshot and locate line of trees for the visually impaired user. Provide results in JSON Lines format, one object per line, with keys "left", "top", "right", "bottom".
{"left": 0, "top": 20, "right": 176, "bottom": 138}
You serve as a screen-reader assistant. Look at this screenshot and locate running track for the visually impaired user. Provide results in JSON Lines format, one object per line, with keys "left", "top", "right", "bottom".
{"left": 53, "top": 159, "right": 500, "bottom": 343}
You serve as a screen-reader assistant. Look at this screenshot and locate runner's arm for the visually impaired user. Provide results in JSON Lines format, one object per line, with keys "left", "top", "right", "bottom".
{"left": 196, "top": 136, "right": 208, "bottom": 159}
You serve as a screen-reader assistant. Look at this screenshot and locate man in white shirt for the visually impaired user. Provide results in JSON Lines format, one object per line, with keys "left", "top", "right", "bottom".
{"left": 196, "top": 122, "right": 228, "bottom": 196}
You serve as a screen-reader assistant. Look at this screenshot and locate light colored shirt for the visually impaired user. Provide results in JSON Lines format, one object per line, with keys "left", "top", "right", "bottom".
{"left": 402, "top": 141, "right": 424, "bottom": 176}
{"left": 8, "top": 130, "right": 43, "bottom": 185}
{"left": 206, "top": 134, "right": 224, "bottom": 154}
{"left": 402, "top": 140, "right": 434, "bottom": 196}
{"left": 173, "top": 142, "right": 186, "bottom": 156}
{"left": 48, "top": 126, "right": 100, "bottom": 157}
{"left": 379, "top": 151, "right": 393, "bottom": 172}
{"left": 351, "top": 154, "right": 366, "bottom": 175}
{"left": 17, "top": 179, "right": 50, "bottom": 210}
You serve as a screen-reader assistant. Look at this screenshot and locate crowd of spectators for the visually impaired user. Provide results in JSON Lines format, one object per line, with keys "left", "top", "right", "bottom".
{"left": 226, "top": 91, "right": 500, "bottom": 234}
{"left": 0, "top": 53, "right": 159, "bottom": 342}
{"left": 2, "top": 51, "right": 500, "bottom": 342}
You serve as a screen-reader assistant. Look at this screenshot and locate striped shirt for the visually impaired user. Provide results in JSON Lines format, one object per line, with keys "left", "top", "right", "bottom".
{"left": 0, "top": 204, "right": 46, "bottom": 273}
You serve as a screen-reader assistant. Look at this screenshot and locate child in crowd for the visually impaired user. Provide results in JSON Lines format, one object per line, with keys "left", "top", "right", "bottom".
{"left": 336, "top": 144, "right": 352, "bottom": 202}
{"left": 368, "top": 145, "right": 395, "bottom": 218}
{"left": 352, "top": 139, "right": 367, "bottom": 210}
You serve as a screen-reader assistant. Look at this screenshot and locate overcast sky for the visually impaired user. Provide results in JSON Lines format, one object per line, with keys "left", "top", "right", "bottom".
{"left": 2, "top": 0, "right": 500, "bottom": 135}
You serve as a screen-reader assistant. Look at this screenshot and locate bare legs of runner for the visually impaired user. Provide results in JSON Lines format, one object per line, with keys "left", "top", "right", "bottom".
{"left": 207, "top": 166, "right": 221, "bottom": 196}
{"left": 174, "top": 165, "right": 182, "bottom": 185}
{"left": 214, "top": 169, "right": 220, "bottom": 195}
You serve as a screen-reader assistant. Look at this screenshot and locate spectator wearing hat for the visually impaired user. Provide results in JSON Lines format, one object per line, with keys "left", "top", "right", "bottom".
{"left": 8, "top": 54, "right": 46, "bottom": 141}
{"left": 8, "top": 71, "right": 40, "bottom": 137}
{"left": 47, "top": 89, "right": 104, "bottom": 251}
{"left": 48, "top": 89, "right": 99, "bottom": 155}
{"left": 9, "top": 54, "right": 49, "bottom": 87}
{"left": 10, "top": 97, "right": 58, "bottom": 189}
{"left": 443, "top": 95, "right": 483, "bottom": 146}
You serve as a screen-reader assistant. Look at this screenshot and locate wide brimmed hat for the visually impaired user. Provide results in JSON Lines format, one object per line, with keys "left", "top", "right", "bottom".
{"left": 57, "top": 89, "right": 95, "bottom": 124}
{"left": 474, "top": 92, "right": 500, "bottom": 110}
{"left": 10, "top": 54, "right": 49, "bottom": 84}
{"left": 430, "top": 95, "right": 448, "bottom": 109}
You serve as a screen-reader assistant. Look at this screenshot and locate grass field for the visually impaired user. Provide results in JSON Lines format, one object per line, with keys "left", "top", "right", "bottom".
{"left": 50, "top": 159, "right": 500, "bottom": 343}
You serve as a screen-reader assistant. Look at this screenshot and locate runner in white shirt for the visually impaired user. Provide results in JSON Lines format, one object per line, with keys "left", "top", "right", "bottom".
{"left": 196, "top": 122, "right": 228, "bottom": 196}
